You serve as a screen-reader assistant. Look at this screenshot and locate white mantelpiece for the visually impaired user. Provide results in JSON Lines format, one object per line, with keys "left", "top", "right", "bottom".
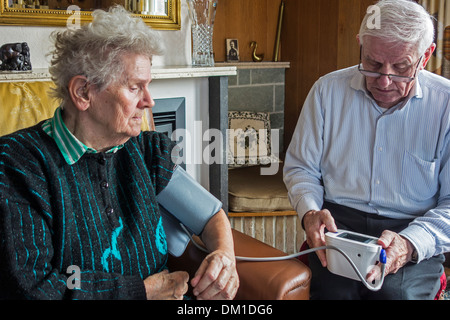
{"left": 0, "top": 66, "right": 236, "bottom": 82}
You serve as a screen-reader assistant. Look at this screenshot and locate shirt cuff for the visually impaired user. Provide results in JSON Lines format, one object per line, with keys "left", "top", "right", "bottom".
{"left": 399, "top": 224, "right": 436, "bottom": 263}
{"left": 294, "top": 196, "right": 322, "bottom": 226}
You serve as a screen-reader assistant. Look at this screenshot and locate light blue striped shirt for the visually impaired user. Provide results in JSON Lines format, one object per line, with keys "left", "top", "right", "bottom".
{"left": 284, "top": 65, "right": 450, "bottom": 262}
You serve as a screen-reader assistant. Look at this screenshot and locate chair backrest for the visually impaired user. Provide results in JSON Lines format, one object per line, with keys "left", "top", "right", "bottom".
{"left": 0, "top": 81, "right": 153, "bottom": 137}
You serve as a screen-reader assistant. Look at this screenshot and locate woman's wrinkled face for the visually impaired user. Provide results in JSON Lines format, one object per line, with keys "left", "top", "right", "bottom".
{"left": 361, "top": 36, "right": 422, "bottom": 109}
{"left": 88, "top": 53, "right": 154, "bottom": 144}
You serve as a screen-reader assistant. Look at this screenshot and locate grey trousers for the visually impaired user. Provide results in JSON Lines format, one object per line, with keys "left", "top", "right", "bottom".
{"left": 308, "top": 202, "right": 445, "bottom": 300}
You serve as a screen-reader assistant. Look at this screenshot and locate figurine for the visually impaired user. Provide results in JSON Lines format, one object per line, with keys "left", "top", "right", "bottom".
{"left": 250, "top": 41, "right": 264, "bottom": 62}
{"left": 0, "top": 42, "right": 32, "bottom": 71}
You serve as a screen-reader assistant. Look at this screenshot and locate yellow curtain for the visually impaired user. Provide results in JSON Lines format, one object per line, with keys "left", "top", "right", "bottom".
{"left": 419, "top": 0, "right": 450, "bottom": 79}
{"left": 0, "top": 81, "right": 59, "bottom": 136}
{"left": 0, "top": 81, "right": 151, "bottom": 137}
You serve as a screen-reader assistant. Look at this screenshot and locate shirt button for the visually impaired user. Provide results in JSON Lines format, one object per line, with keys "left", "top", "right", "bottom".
{"left": 106, "top": 207, "right": 114, "bottom": 215}
{"left": 378, "top": 147, "right": 383, "bottom": 152}
{"left": 376, "top": 179, "right": 381, "bottom": 185}
{"left": 98, "top": 157, "right": 106, "bottom": 165}
{"left": 101, "top": 181, "right": 109, "bottom": 189}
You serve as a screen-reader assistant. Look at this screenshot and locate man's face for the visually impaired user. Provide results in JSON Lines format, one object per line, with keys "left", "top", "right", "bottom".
{"left": 361, "top": 36, "right": 423, "bottom": 109}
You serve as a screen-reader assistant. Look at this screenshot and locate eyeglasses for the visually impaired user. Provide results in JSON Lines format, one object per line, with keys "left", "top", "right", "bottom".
{"left": 358, "top": 46, "right": 423, "bottom": 83}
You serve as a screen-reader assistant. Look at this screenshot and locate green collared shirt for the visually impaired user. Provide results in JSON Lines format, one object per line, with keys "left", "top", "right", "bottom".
{"left": 42, "top": 107, "right": 123, "bottom": 165}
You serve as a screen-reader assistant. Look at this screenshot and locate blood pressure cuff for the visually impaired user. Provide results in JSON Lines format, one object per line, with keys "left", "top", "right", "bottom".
{"left": 157, "top": 166, "right": 223, "bottom": 257}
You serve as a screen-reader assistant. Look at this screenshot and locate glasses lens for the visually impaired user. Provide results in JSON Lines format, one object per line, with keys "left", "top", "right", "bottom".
{"left": 359, "top": 69, "right": 413, "bottom": 83}
{"left": 389, "top": 75, "right": 413, "bottom": 83}
{"left": 360, "top": 70, "right": 380, "bottom": 78}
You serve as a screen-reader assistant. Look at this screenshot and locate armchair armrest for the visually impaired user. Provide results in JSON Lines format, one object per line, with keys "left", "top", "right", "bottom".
{"left": 167, "top": 229, "right": 311, "bottom": 300}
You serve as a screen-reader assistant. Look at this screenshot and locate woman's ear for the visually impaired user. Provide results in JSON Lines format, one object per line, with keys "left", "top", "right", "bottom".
{"left": 68, "top": 76, "right": 91, "bottom": 111}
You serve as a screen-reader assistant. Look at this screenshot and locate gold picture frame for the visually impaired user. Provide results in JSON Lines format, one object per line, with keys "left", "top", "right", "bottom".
{"left": 0, "top": 0, "right": 181, "bottom": 30}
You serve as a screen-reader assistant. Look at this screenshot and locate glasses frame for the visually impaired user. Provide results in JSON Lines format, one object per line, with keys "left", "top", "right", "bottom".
{"left": 358, "top": 46, "right": 423, "bottom": 83}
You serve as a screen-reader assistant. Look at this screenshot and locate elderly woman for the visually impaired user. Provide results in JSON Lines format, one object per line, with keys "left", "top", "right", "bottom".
{"left": 0, "top": 6, "right": 238, "bottom": 300}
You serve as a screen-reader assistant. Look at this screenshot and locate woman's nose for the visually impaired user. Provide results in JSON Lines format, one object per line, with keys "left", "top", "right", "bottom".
{"left": 139, "top": 86, "right": 155, "bottom": 109}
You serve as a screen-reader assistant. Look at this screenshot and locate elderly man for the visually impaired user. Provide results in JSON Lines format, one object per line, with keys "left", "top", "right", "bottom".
{"left": 284, "top": 0, "right": 450, "bottom": 299}
{"left": 0, "top": 6, "right": 238, "bottom": 300}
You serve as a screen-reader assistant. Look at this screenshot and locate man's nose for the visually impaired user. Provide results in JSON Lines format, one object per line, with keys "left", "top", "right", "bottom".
{"left": 377, "top": 74, "right": 393, "bottom": 88}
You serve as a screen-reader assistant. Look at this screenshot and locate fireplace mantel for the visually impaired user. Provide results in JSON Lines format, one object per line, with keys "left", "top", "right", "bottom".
{"left": 0, "top": 66, "right": 237, "bottom": 82}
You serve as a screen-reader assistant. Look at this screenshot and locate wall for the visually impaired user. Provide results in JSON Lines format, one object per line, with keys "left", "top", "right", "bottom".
{"left": 1, "top": 0, "right": 285, "bottom": 67}
{"left": 281, "top": 0, "right": 376, "bottom": 149}
{"left": 226, "top": 63, "right": 288, "bottom": 152}
{"left": 0, "top": 0, "right": 193, "bottom": 69}
{"left": 213, "top": 0, "right": 283, "bottom": 63}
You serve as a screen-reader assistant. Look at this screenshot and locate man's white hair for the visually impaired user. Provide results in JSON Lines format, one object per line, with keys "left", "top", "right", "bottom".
{"left": 49, "top": 5, "right": 164, "bottom": 105}
{"left": 359, "top": 0, "right": 434, "bottom": 56}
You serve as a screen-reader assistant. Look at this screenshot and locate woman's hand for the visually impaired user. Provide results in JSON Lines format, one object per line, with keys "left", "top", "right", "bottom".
{"left": 191, "top": 249, "right": 239, "bottom": 300}
{"left": 144, "top": 269, "right": 189, "bottom": 300}
{"left": 192, "top": 209, "right": 240, "bottom": 300}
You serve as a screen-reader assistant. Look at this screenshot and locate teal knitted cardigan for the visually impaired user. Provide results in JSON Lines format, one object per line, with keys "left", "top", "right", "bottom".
{"left": 0, "top": 122, "right": 176, "bottom": 299}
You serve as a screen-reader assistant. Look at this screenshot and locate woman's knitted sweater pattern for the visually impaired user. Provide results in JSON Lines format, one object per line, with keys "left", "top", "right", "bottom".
{"left": 0, "top": 122, "right": 176, "bottom": 299}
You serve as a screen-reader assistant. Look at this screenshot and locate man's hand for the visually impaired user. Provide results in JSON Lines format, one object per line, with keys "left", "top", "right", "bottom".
{"left": 144, "top": 270, "right": 189, "bottom": 300}
{"left": 191, "top": 250, "right": 239, "bottom": 300}
{"left": 366, "top": 230, "right": 414, "bottom": 283}
{"left": 303, "top": 209, "right": 338, "bottom": 267}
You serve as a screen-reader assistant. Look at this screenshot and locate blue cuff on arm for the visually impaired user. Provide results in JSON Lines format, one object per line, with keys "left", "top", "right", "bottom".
{"left": 157, "top": 166, "right": 223, "bottom": 257}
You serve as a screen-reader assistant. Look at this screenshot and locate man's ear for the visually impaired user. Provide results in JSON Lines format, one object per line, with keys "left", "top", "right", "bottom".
{"left": 421, "top": 43, "right": 436, "bottom": 70}
{"left": 68, "top": 76, "right": 91, "bottom": 111}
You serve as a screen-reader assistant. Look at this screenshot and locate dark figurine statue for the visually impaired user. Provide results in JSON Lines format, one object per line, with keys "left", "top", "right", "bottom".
{"left": 0, "top": 42, "right": 32, "bottom": 71}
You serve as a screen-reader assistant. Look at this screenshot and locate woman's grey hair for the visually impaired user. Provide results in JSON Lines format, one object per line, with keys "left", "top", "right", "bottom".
{"left": 359, "top": 0, "right": 434, "bottom": 56}
{"left": 49, "top": 5, "right": 164, "bottom": 105}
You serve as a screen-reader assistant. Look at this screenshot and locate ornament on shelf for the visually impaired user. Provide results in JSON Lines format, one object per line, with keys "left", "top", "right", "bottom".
{"left": 187, "top": 0, "right": 218, "bottom": 67}
{"left": 250, "top": 41, "right": 264, "bottom": 62}
{"left": 0, "top": 42, "right": 32, "bottom": 72}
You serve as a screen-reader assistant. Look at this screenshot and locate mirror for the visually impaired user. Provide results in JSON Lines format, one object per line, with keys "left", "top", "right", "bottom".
{"left": 0, "top": 0, "right": 180, "bottom": 30}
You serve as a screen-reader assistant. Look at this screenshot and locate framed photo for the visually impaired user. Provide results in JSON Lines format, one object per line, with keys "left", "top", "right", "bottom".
{"left": 226, "top": 39, "right": 240, "bottom": 62}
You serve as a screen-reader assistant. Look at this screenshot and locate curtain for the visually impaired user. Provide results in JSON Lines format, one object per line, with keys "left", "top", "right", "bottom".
{"left": 419, "top": 0, "right": 450, "bottom": 79}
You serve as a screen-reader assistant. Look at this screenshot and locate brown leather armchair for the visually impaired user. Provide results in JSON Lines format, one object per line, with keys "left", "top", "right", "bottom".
{"left": 168, "top": 229, "right": 311, "bottom": 300}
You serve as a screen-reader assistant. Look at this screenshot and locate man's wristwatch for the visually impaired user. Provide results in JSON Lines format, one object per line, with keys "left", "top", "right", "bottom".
{"left": 411, "top": 248, "right": 418, "bottom": 263}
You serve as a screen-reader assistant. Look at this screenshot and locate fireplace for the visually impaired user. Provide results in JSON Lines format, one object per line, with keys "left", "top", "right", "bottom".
{"left": 153, "top": 97, "right": 186, "bottom": 170}
{"left": 153, "top": 97, "right": 186, "bottom": 137}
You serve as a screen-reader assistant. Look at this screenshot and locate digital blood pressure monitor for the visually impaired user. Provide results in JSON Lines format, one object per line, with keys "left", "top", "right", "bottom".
{"left": 325, "top": 229, "right": 383, "bottom": 283}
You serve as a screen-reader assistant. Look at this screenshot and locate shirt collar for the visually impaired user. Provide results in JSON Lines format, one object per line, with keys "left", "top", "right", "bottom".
{"left": 42, "top": 107, "right": 124, "bottom": 165}
{"left": 350, "top": 66, "right": 423, "bottom": 108}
